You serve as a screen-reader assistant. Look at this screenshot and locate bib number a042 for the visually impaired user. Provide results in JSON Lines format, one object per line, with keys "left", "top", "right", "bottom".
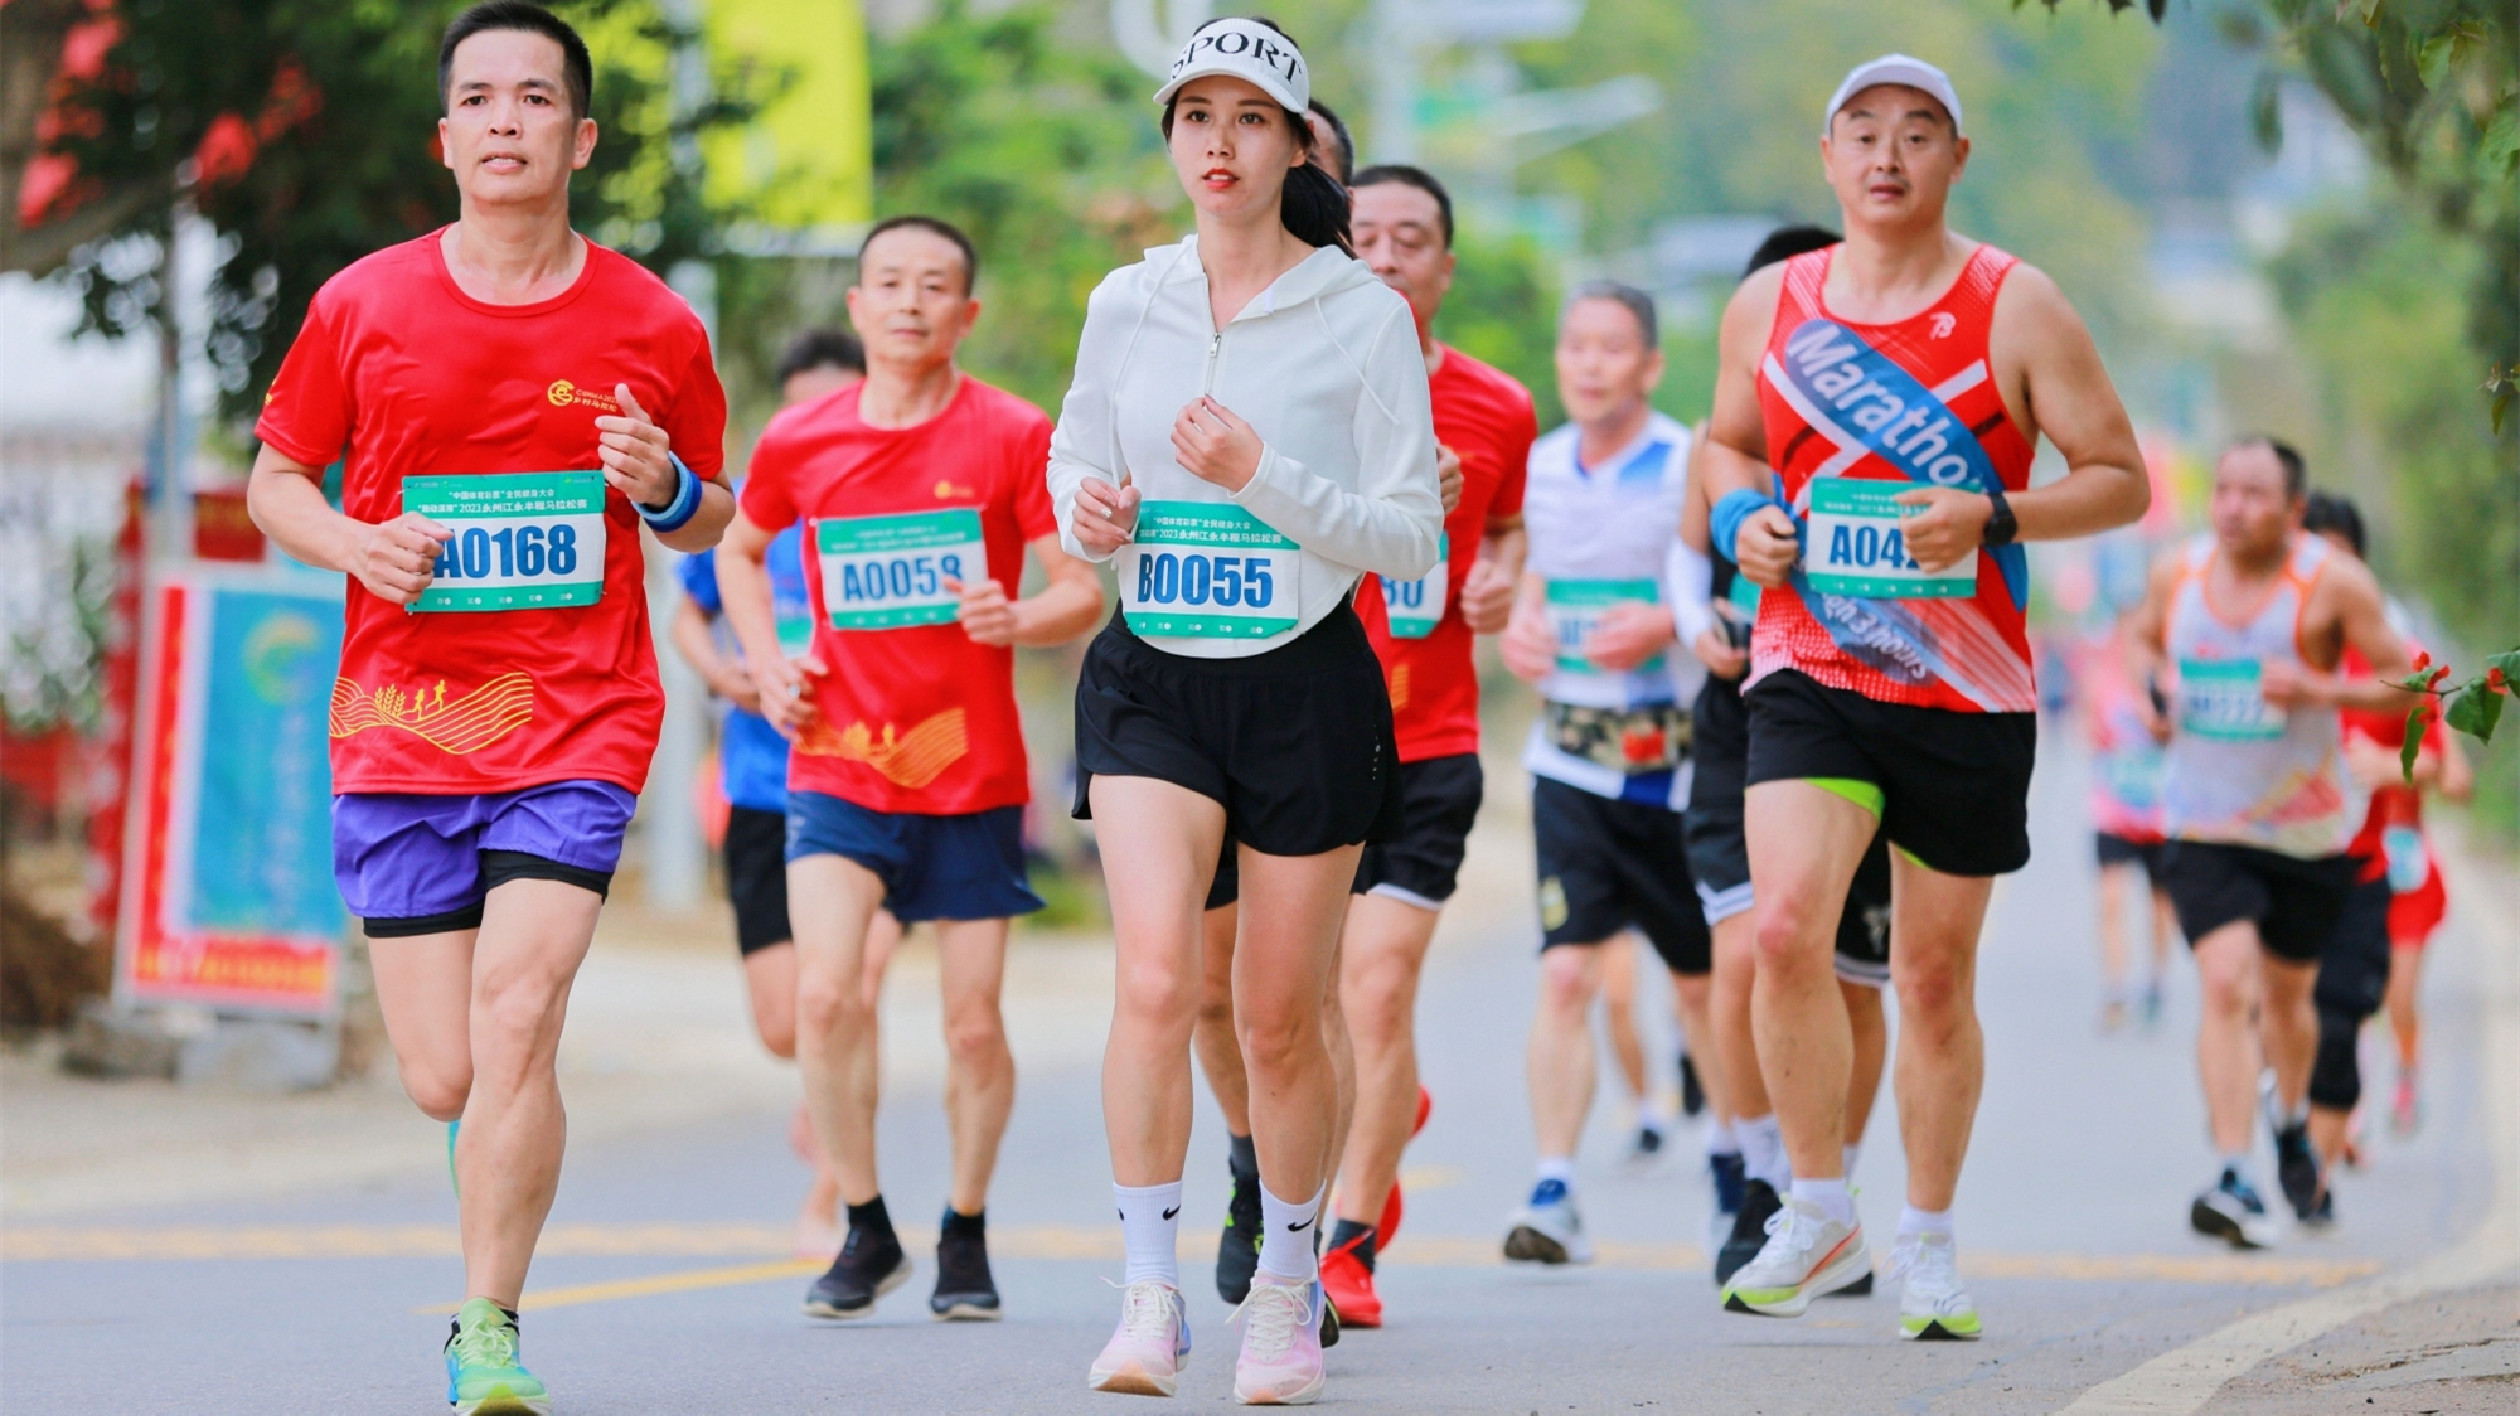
{"left": 1379, "top": 533, "right": 1448, "bottom": 639}
{"left": 815, "top": 509, "right": 984, "bottom": 630}
{"left": 1804, "top": 479, "right": 1975, "bottom": 600}
{"left": 1546, "top": 578, "right": 1664, "bottom": 675}
{"left": 2177, "top": 658, "right": 2286, "bottom": 742}
{"left": 408, "top": 472, "right": 605, "bottom": 612}
{"left": 1120, "top": 502, "right": 1298, "bottom": 640}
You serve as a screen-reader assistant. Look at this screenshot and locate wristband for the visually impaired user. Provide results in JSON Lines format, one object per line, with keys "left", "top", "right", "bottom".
{"left": 1710, "top": 487, "right": 1779, "bottom": 563}
{"left": 638, "top": 453, "right": 703, "bottom": 534}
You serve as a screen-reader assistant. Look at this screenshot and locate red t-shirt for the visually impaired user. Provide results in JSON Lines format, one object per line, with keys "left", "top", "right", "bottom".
{"left": 255, "top": 231, "right": 727, "bottom": 797}
{"left": 1354, "top": 345, "right": 1536, "bottom": 762}
{"left": 740, "top": 377, "right": 1056, "bottom": 815}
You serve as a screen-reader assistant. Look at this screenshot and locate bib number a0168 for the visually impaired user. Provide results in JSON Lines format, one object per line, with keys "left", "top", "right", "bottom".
{"left": 1379, "top": 533, "right": 1449, "bottom": 639}
{"left": 1120, "top": 502, "right": 1299, "bottom": 640}
{"left": 1804, "top": 479, "right": 1975, "bottom": 600}
{"left": 1546, "top": 578, "right": 1664, "bottom": 675}
{"left": 2177, "top": 658, "right": 2286, "bottom": 742}
{"left": 408, "top": 472, "right": 605, "bottom": 612}
{"left": 815, "top": 509, "right": 984, "bottom": 630}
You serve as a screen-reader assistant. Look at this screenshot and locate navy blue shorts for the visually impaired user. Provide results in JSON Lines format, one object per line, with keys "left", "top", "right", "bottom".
{"left": 785, "top": 791, "right": 1044, "bottom": 924}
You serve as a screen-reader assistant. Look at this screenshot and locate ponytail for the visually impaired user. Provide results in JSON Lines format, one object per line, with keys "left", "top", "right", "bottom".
{"left": 1282, "top": 159, "right": 1352, "bottom": 255}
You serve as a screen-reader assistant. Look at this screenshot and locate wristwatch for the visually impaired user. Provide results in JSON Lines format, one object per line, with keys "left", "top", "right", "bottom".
{"left": 1981, "top": 485, "right": 2018, "bottom": 548}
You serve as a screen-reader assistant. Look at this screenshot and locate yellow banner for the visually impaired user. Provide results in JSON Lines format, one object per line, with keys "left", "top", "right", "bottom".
{"left": 703, "top": 0, "right": 873, "bottom": 250}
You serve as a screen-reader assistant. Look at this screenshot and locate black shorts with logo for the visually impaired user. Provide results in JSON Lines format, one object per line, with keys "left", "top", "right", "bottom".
{"left": 2160, "top": 840, "right": 2357, "bottom": 965}
{"left": 724, "top": 804, "right": 793, "bottom": 956}
{"left": 1743, "top": 668, "right": 2037, "bottom": 877}
{"left": 1533, "top": 775, "right": 1710, "bottom": 977}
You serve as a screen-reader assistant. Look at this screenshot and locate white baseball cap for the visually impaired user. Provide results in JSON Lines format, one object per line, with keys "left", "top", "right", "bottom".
{"left": 1153, "top": 17, "right": 1310, "bottom": 114}
{"left": 1822, "top": 54, "right": 1963, "bottom": 137}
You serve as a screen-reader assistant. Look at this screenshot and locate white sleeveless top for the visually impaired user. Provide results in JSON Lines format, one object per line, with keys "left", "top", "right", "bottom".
{"left": 2160, "top": 534, "right": 2360, "bottom": 858}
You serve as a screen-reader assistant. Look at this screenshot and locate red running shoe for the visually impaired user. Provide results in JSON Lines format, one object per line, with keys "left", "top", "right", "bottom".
{"left": 1376, "top": 1088, "right": 1432, "bottom": 1249}
{"left": 1320, "top": 1234, "right": 1382, "bottom": 1329}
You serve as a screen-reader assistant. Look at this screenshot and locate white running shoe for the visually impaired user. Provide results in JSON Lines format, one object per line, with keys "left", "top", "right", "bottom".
{"left": 1089, "top": 1279, "right": 1190, "bottom": 1397}
{"left": 1720, "top": 1196, "right": 1869, "bottom": 1317}
{"left": 1502, "top": 1178, "right": 1595, "bottom": 1265}
{"left": 1888, "top": 1230, "right": 1982, "bottom": 1340}
{"left": 1230, "top": 1274, "right": 1325, "bottom": 1406}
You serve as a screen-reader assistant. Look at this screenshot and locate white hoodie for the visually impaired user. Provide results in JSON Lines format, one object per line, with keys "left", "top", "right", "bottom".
{"left": 1048, "top": 235, "right": 1444, "bottom": 658}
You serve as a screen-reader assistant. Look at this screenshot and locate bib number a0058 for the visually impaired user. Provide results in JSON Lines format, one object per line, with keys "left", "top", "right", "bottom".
{"left": 1120, "top": 502, "right": 1298, "bottom": 640}
{"left": 815, "top": 509, "right": 984, "bottom": 631}
{"left": 408, "top": 472, "right": 605, "bottom": 612}
{"left": 1546, "top": 578, "right": 1664, "bottom": 675}
{"left": 1804, "top": 479, "right": 1975, "bottom": 600}
{"left": 2176, "top": 658, "right": 2286, "bottom": 742}
{"left": 1379, "top": 533, "right": 1448, "bottom": 639}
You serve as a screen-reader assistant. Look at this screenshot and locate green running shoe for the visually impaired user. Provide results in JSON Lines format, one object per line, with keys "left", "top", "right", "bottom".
{"left": 445, "top": 1297, "right": 549, "bottom": 1414}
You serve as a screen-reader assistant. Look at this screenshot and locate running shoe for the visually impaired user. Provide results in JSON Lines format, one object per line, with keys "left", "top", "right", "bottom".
{"left": 1706, "top": 1151, "right": 1747, "bottom": 1255}
{"left": 1721, "top": 1197, "right": 1869, "bottom": 1317}
{"left": 930, "top": 1223, "right": 1001, "bottom": 1321}
{"left": 1502, "top": 1178, "right": 1594, "bottom": 1265}
{"left": 2139, "top": 979, "right": 2165, "bottom": 1029}
{"left": 1089, "top": 1279, "right": 1191, "bottom": 1398}
{"left": 1624, "top": 1124, "right": 1665, "bottom": 1166}
{"left": 1231, "top": 1274, "right": 1325, "bottom": 1406}
{"left": 2189, "top": 1167, "right": 2279, "bottom": 1250}
{"left": 2301, "top": 1185, "right": 2336, "bottom": 1229}
{"left": 1319, "top": 1232, "right": 1380, "bottom": 1329}
{"left": 1715, "top": 1179, "right": 1782, "bottom": 1285}
{"left": 444, "top": 1297, "right": 548, "bottom": 1415}
{"left": 2391, "top": 1071, "right": 2420, "bottom": 1137}
{"left": 1375, "top": 1087, "right": 1431, "bottom": 1252}
{"left": 803, "top": 1223, "right": 909, "bottom": 1319}
{"left": 1887, "top": 1230, "right": 1981, "bottom": 1340}
{"left": 1217, "top": 1161, "right": 1264, "bottom": 1304}
{"left": 2273, "top": 1120, "right": 2323, "bottom": 1223}
{"left": 1679, "top": 1053, "right": 1706, "bottom": 1119}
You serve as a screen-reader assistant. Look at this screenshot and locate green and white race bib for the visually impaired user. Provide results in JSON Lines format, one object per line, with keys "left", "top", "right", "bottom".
{"left": 1379, "top": 533, "right": 1448, "bottom": 640}
{"left": 814, "top": 509, "right": 985, "bottom": 630}
{"left": 2177, "top": 658, "right": 2287, "bottom": 742}
{"left": 1804, "top": 479, "right": 1975, "bottom": 599}
{"left": 1120, "top": 502, "right": 1300, "bottom": 640}
{"left": 774, "top": 610, "right": 816, "bottom": 659}
{"left": 408, "top": 472, "right": 606, "bottom": 612}
{"left": 1546, "top": 578, "right": 1664, "bottom": 675}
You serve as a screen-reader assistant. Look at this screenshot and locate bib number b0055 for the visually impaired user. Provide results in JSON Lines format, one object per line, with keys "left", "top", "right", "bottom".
{"left": 408, "top": 472, "right": 606, "bottom": 612}
{"left": 1120, "top": 502, "right": 1299, "bottom": 640}
{"left": 1804, "top": 479, "right": 1976, "bottom": 600}
{"left": 2176, "top": 658, "right": 2286, "bottom": 742}
{"left": 815, "top": 509, "right": 984, "bottom": 630}
{"left": 1379, "top": 533, "right": 1448, "bottom": 639}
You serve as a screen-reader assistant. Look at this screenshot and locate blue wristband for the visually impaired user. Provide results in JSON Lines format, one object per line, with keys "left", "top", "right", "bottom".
{"left": 638, "top": 453, "right": 703, "bottom": 534}
{"left": 1710, "top": 487, "right": 1778, "bottom": 563}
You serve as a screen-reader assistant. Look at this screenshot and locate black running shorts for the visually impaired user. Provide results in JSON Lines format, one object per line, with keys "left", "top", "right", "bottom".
{"left": 1532, "top": 775, "right": 1710, "bottom": 976}
{"left": 2159, "top": 840, "right": 2356, "bottom": 965}
{"left": 1743, "top": 668, "right": 2036, "bottom": 877}
{"left": 724, "top": 804, "right": 793, "bottom": 955}
{"left": 2095, "top": 830, "right": 2167, "bottom": 884}
{"left": 1074, "top": 602, "right": 1403, "bottom": 859}
{"left": 1353, "top": 754, "right": 1483, "bottom": 908}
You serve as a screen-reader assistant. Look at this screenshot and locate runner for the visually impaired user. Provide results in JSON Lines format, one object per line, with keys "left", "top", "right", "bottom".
{"left": 669, "top": 328, "right": 899, "bottom": 1261}
{"left": 1674, "top": 223, "right": 1902, "bottom": 1287}
{"left": 1598, "top": 932, "right": 1681, "bottom": 1160}
{"left": 244, "top": 5, "right": 732, "bottom": 1409}
{"left": 1495, "top": 281, "right": 1709, "bottom": 1268}
{"left": 1318, "top": 161, "right": 1534, "bottom": 1329}
{"left": 2126, "top": 440, "right": 2413, "bottom": 1245}
{"left": 2080, "top": 604, "right": 2177, "bottom": 1031}
{"left": 1699, "top": 55, "right": 2150, "bottom": 1338}
{"left": 1050, "top": 17, "right": 1442, "bottom": 1402}
{"left": 716, "top": 216, "right": 1104, "bottom": 1320}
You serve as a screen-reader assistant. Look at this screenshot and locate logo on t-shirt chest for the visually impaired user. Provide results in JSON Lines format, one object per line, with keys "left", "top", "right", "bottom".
{"left": 545, "top": 379, "right": 622, "bottom": 415}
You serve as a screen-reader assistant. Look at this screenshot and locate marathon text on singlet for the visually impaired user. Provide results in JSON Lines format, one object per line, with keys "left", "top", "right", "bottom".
{"left": 1804, "top": 479, "right": 1976, "bottom": 599}
{"left": 1547, "top": 578, "right": 1665, "bottom": 675}
{"left": 408, "top": 472, "right": 607, "bottom": 612}
{"left": 1378, "top": 532, "right": 1449, "bottom": 639}
{"left": 814, "top": 508, "right": 987, "bottom": 630}
{"left": 2176, "top": 658, "right": 2287, "bottom": 743}
{"left": 1120, "top": 501, "right": 1300, "bottom": 640}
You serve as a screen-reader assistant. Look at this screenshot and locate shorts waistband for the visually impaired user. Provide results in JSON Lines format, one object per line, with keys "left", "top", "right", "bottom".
{"left": 1099, "top": 596, "right": 1370, "bottom": 679}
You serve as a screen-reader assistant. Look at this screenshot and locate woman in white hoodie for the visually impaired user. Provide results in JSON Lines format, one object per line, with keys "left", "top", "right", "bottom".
{"left": 1050, "top": 17, "right": 1443, "bottom": 1406}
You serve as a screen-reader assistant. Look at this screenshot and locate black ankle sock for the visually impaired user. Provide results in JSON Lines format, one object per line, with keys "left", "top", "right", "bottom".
{"left": 941, "top": 1207, "right": 986, "bottom": 1239}
{"left": 1227, "top": 1132, "right": 1257, "bottom": 1180}
{"left": 1329, "top": 1218, "right": 1377, "bottom": 1272}
{"left": 847, "top": 1195, "right": 895, "bottom": 1240}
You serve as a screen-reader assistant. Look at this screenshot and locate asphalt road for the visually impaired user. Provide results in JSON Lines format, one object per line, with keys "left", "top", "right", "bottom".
{"left": 5, "top": 722, "right": 2514, "bottom": 1413}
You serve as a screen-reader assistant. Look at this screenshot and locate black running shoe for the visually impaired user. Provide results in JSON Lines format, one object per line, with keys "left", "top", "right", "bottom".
{"left": 929, "top": 1224, "right": 1000, "bottom": 1321}
{"left": 804, "top": 1224, "right": 908, "bottom": 1320}
{"left": 1708, "top": 1151, "right": 1747, "bottom": 1220}
{"left": 1823, "top": 1267, "right": 1874, "bottom": 1297}
{"left": 1679, "top": 1053, "right": 1706, "bottom": 1119}
{"left": 1715, "top": 1179, "right": 1781, "bottom": 1285}
{"left": 2273, "top": 1121, "right": 2322, "bottom": 1223}
{"left": 1216, "top": 1162, "right": 1263, "bottom": 1304}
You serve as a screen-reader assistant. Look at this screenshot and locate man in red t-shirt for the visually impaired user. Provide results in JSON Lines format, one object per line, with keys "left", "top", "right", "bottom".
{"left": 717, "top": 216, "right": 1102, "bottom": 1323}
{"left": 245, "top": 6, "right": 731, "bottom": 1407}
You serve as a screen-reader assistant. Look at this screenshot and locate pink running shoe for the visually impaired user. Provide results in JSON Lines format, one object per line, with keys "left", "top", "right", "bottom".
{"left": 1231, "top": 1273, "right": 1325, "bottom": 1406}
{"left": 1089, "top": 1280, "right": 1190, "bottom": 1397}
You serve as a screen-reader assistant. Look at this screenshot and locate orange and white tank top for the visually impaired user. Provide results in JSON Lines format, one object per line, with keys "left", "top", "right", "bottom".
{"left": 2161, "top": 533, "right": 2359, "bottom": 857}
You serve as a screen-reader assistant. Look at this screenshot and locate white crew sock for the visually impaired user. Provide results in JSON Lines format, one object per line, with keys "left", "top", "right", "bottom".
{"left": 1115, "top": 1181, "right": 1183, "bottom": 1288}
{"left": 1256, "top": 1183, "right": 1325, "bottom": 1283}
{"left": 1705, "top": 1119, "right": 1740, "bottom": 1157}
{"left": 1843, "top": 1143, "right": 1862, "bottom": 1179}
{"left": 1897, "top": 1205, "right": 1953, "bottom": 1242}
{"left": 1738, "top": 1114, "right": 1789, "bottom": 1190}
{"left": 1535, "top": 1155, "right": 1578, "bottom": 1187}
{"left": 1790, "top": 1177, "right": 1855, "bottom": 1228}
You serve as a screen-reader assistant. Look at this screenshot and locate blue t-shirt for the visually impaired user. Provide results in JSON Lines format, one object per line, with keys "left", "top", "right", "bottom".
{"left": 678, "top": 524, "right": 809, "bottom": 812}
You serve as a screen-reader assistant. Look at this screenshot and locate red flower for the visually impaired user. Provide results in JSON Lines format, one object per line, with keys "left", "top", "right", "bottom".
{"left": 2428, "top": 664, "right": 2453, "bottom": 687}
{"left": 2490, "top": 667, "right": 2508, "bottom": 693}
{"left": 2413, "top": 651, "right": 2432, "bottom": 672}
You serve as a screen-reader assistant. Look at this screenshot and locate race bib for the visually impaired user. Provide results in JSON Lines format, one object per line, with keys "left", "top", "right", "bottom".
{"left": 1803, "top": 479, "right": 1975, "bottom": 600}
{"left": 774, "top": 610, "right": 816, "bottom": 659}
{"left": 815, "top": 509, "right": 984, "bottom": 630}
{"left": 1120, "top": 502, "right": 1299, "bottom": 640}
{"left": 2382, "top": 825, "right": 2428, "bottom": 894}
{"left": 1546, "top": 578, "right": 1664, "bottom": 675}
{"left": 409, "top": 472, "right": 606, "bottom": 612}
{"left": 1379, "top": 533, "right": 1448, "bottom": 639}
{"left": 2177, "top": 658, "right": 2286, "bottom": 742}
{"left": 2101, "top": 749, "right": 2163, "bottom": 810}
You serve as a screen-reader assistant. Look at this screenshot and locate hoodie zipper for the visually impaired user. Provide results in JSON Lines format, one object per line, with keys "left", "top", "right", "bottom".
{"left": 1201, "top": 330, "right": 1223, "bottom": 398}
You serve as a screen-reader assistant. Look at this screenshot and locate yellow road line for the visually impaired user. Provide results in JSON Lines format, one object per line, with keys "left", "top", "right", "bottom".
{"left": 417, "top": 1259, "right": 820, "bottom": 1315}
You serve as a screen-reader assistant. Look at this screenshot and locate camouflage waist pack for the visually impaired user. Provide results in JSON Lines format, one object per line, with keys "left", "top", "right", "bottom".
{"left": 1543, "top": 700, "right": 1693, "bottom": 774}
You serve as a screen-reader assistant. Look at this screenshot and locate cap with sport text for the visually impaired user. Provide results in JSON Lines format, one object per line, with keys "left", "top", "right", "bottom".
{"left": 1822, "top": 54, "right": 1963, "bottom": 137}
{"left": 1153, "top": 17, "right": 1309, "bottom": 114}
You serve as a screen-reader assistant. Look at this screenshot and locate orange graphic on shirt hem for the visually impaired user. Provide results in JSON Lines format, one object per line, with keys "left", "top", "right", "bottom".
{"left": 330, "top": 673, "right": 534, "bottom": 754}
{"left": 1388, "top": 663, "right": 1412, "bottom": 713}
{"left": 795, "top": 708, "right": 968, "bottom": 789}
